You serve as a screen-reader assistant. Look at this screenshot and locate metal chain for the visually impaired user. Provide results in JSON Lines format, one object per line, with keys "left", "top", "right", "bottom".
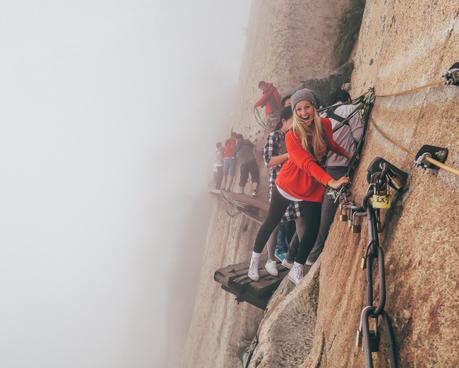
{"left": 331, "top": 158, "right": 408, "bottom": 367}
{"left": 354, "top": 167, "right": 402, "bottom": 368}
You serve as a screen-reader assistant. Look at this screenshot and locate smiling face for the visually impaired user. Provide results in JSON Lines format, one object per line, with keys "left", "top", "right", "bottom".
{"left": 294, "top": 100, "right": 315, "bottom": 124}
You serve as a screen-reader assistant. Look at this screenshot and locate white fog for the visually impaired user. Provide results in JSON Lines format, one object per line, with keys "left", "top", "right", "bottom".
{"left": 0, "top": 1, "right": 250, "bottom": 367}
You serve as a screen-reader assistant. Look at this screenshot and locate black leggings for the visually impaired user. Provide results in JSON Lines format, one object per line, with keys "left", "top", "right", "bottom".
{"left": 253, "top": 186, "right": 321, "bottom": 264}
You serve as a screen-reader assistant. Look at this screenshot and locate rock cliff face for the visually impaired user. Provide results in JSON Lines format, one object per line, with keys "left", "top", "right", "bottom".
{"left": 183, "top": 1, "right": 459, "bottom": 367}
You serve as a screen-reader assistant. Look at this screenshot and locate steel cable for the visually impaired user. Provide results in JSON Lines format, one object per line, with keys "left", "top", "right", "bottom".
{"left": 375, "top": 79, "right": 444, "bottom": 98}
{"left": 370, "top": 118, "right": 459, "bottom": 176}
{"left": 253, "top": 107, "right": 271, "bottom": 132}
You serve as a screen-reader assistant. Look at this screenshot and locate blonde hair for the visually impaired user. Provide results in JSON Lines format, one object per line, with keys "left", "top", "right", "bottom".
{"left": 292, "top": 107, "right": 327, "bottom": 161}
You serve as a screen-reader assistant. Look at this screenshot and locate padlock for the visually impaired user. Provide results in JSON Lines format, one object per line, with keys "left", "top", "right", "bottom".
{"left": 339, "top": 206, "right": 348, "bottom": 222}
{"left": 368, "top": 330, "right": 380, "bottom": 352}
{"left": 351, "top": 212, "right": 362, "bottom": 233}
{"left": 371, "top": 194, "right": 391, "bottom": 209}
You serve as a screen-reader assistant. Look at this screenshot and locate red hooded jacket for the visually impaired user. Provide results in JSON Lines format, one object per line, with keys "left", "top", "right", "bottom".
{"left": 276, "top": 118, "right": 347, "bottom": 202}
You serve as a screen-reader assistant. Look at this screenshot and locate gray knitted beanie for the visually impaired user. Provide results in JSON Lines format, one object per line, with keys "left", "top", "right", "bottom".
{"left": 290, "top": 88, "right": 318, "bottom": 109}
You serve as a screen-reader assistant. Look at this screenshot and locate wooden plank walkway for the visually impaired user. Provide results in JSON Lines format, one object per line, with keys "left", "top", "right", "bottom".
{"left": 209, "top": 189, "right": 269, "bottom": 213}
{"left": 214, "top": 258, "right": 289, "bottom": 310}
{"left": 209, "top": 189, "right": 269, "bottom": 225}
{"left": 223, "top": 192, "right": 269, "bottom": 213}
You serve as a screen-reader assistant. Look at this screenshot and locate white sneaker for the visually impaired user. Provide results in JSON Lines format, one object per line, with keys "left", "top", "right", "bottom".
{"left": 281, "top": 259, "right": 293, "bottom": 269}
{"left": 288, "top": 262, "right": 304, "bottom": 285}
{"left": 264, "top": 259, "right": 278, "bottom": 276}
{"left": 248, "top": 254, "right": 260, "bottom": 281}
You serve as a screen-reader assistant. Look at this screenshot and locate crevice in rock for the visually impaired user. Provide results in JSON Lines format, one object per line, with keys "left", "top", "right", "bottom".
{"left": 333, "top": 0, "right": 366, "bottom": 67}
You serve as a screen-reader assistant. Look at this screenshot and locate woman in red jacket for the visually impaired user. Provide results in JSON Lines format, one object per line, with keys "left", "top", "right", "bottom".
{"left": 248, "top": 88, "right": 351, "bottom": 285}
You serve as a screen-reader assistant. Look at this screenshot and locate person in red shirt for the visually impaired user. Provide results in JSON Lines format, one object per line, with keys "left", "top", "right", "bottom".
{"left": 254, "top": 81, "right": 282, "bottom": 119}
{"left": 248, "top": 88, "right": 351, "bottom": 285}
{"left": 221, "top": 130, "right": 237, "bottom": 191}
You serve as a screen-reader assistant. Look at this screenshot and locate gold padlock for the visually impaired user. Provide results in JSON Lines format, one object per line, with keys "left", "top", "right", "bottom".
{"left": 371, "top": 194, "right": 391, "bottom": 209}
{"left": 339, "top": 207, "right": 348, "bottom": 221}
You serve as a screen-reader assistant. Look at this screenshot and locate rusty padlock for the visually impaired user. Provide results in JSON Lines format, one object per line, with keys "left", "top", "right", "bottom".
{"left": 352, "top": 213, "right": 362, "bottom": 233}
{"left": 339, "top": 205, "right": 348, "bottom": 222}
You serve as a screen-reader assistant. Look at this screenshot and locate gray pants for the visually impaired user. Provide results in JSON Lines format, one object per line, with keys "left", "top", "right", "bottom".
{"left": 285, "top": 218, "right": 306, "bottom": 263}
{"left": 305, "top": 166, "right": 348, "bottom": 264}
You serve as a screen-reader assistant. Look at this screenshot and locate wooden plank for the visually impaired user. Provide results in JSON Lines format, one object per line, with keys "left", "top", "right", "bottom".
{"left": 224, "top": 192, "right": 269, "bottom": 212}
{"left": 221, "top": 285, "right": 268, "bottom": 310}
{"left": 214, "top": 258, "right": 289, "bottom": 310}
{"left": 208, "top": 189, "right": 222, "bottom": 196}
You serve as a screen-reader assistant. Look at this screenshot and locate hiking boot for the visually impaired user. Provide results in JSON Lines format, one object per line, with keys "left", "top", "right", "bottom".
{"left": 248, "top": 253, "right": 260, "bottom": 281}
{"left": 281, "top": 258, "right": 293, "bottom": 269}
{"left": 264, "top": 259, "right": 278, "bottom": 277}
{"left": 288, "top": 262, "right": 304, "bottom": 285}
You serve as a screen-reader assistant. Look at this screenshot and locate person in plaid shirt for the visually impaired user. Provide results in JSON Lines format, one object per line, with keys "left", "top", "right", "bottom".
{"left": 262, "top": 106, "right": 307, "bottom": 276}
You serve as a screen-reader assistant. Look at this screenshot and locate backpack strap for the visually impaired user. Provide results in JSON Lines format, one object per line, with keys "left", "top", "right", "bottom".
{"left": 326, "top": 105, "right": 347, "bottom": 124}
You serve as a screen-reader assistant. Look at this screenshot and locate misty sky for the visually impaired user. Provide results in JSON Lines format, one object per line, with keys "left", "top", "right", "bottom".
{"left": 0, "top": 1, "right": 250, "bottom": 367}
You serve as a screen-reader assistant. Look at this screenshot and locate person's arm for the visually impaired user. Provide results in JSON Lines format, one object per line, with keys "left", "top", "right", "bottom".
{"left": 268, "top": 153, "right": 289, "bottom": 168}
{"left": 234, "top": 141, "right": 240, "bottom": 156}
{"left": 263, "top": 133, "right": 289, "bottom": 167}
{"left": 328, "top": 176, "right": 350, "bottom": 189}
{"left": 255, "top": 85, "right": 275, "bottom": 107}
{"left": 255, "top": 92, "right": 269, "bottom": 108}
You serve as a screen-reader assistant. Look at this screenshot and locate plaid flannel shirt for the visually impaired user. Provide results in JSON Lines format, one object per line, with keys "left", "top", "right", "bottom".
{"left": 263, "top": 130, "right": 303, "bottom": 222}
